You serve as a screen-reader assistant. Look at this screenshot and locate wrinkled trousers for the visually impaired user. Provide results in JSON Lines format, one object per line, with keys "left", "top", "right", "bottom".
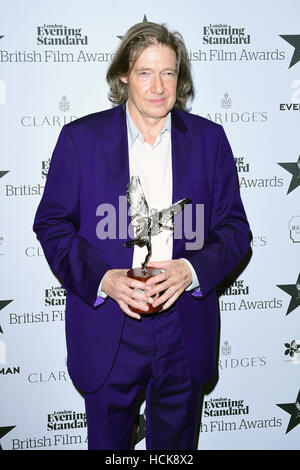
{"left": 84, "top": 307, "right": 202, "bottom": 450}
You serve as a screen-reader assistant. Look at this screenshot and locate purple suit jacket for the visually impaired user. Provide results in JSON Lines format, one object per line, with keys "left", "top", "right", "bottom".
{"left": 33, "top": 104, "right": 250, "bottom": 393}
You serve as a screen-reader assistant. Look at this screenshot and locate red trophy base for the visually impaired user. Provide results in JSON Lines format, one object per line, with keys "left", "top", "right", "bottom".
{"left": 127, "top": 267, "right": 163, "bottom": 313}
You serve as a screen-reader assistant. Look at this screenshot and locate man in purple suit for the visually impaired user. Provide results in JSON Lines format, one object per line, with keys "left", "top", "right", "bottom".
{"left": 33, "top": 22, "right": 250, "bottom": 450}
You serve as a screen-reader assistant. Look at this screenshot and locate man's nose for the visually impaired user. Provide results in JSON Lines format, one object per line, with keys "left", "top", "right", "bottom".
{"left": 151, "top": 74, "right": 164, "bottom": 94}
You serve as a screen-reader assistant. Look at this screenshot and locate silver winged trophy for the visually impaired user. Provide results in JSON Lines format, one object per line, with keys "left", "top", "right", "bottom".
{"left": 125, "top": 175, "right": 191, "bottom": 273}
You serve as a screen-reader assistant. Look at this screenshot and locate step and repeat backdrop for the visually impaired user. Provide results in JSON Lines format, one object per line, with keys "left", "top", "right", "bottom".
{"left": 1, "top": 0, "right": 299, "bottom": 450}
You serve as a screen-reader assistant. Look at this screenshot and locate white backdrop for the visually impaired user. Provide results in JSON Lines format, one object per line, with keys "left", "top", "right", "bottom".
{"left": 1, "top": 0, "right": 299, "bottom": 450}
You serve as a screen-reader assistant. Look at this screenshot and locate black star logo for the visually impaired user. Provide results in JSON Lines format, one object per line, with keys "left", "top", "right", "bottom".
{"left": 0, "top": 426, "right": 16, "bottom": 450}
{"left": 280, "top": 35, "right": 300, "bottom": 68}
{"left": 278, "top": 156, "right": 300, "bottom": 194}
{"left": 277, "top": 273, "right": 300, "bottom": 316}
{"left": 117, "top": 15, "right": 148, "bottom": 40}
{"left": 0, "top": 171, "right": 9, "bottom": 179}
{"left": 277, "top": 390, "right": 300, "bottom": 434}
{"left": 0, "top": 300, "right": 13, "bottom": 334}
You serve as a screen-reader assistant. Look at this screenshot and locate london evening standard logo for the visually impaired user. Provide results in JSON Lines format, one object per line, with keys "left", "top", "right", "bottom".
{"left": 218, "top": 273, "right": 282, "bottom": 314}
{"left": 8, "top": 286, "right": 65, "bottom": 327}
{"left": 45, "top": 286, "right": 66, "bottom": 307}
{"left": 41, "top": 158, "right": 50, "bottom": 179}
{"left": 36, "top": 24, "right": 88, "bottom": 46}
{"left": 47, "top": 410, "right": 86, "bottom": 431}
{"left": 235, "top": 156, "right": 250, "bottom": 173}
{"left": 217, "top": 278, "right": 249, "bottom": 297}
{"left": 202, "top": 24, "right": 250, "bottom": 45}
{"left": 200, "top": 396, "right": 282, "bottom": 433}
{"left": 0, "top": 25, "right": 112, "bottom": 63}
{"left": 203, "top": 397, "right": 249, "bottom": 418}
{"left": 188, "top": 26, "right": 284, "bottom": 63}
{"left": 8, "top": 408, "right": 86, "bottom": 450}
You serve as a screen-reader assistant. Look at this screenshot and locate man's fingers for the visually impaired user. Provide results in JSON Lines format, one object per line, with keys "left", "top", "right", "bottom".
{"left": 145, "top": 271, "right": 181, "bottom": 297}
{"left": 160, "top": 292, "right": 179, "bottom": 311}
{"left": 122, "top": 285, "right": 152, "bottom": 305}
{"left": 102, "top": 269, "right": 154, "bottom": 318}
{"left": 127, "top": 277, "right": 147, "bottom": 291}
{"left": 107, "top": 260, "right": 192, "bottom": 316}
{"left": 118, "top": 300, "right": 141, "bottom": 320}
{"left": 152, "top": 285, "right": 182, "bottom": 309}
{"left": 121, "top": 292, "right": 150, "bottom": 312}
{"left": 145, "top": 270, "right": 167, "bottom": 286}
{"left": 145, "top": 279, "right": 170, "bottom": 298}
{"left": 151, "top": 286, "right": 176, "bottom": 308}
{"left": 150, "top": 277, "right": 188, "bottom": 308}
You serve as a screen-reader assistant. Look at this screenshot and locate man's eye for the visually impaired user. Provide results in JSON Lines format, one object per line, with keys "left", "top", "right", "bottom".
{"left": 162, "top": 72, "right": 176, "bottom": 79}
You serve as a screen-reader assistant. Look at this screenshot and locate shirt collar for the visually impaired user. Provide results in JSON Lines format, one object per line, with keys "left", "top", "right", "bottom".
{"left": 125, "top": 101, "right": 171, "bottom": 148}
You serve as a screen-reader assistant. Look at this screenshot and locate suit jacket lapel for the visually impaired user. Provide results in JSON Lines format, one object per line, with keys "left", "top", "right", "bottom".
{"left": 171, "top": 109, "right": 191, "bottom": 204}
{"left": 104, "top": 105, "right": 133, "bottom": 269}
{"left": 106, "top": 104, "right": 129, "bottom": 179}
{"left": 171, "top": 109, "right": 192, "bottom": 258}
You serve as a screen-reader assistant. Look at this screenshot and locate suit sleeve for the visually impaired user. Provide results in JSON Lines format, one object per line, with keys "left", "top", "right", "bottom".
{"left": 33, "top": 125, "right": 109, "bottom": 308}
{"left": 184, "top": 125, "right": 251, "bottom": 298}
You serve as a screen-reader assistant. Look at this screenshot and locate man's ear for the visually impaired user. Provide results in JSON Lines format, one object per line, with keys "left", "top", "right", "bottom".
{"left": 120, "top": 75, "right": 128, "bottom": 84}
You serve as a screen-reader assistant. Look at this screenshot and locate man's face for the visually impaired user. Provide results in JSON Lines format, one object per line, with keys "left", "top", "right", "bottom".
{"left": 122, "top": 43, "right": 178, "bottom": 123}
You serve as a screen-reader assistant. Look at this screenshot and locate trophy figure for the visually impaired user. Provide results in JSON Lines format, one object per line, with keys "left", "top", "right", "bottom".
{"left": 125, "top": 175, "right": 191, "bottom": 313}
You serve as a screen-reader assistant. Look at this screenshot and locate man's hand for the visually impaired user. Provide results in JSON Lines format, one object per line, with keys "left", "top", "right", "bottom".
{"left": 145, "top": 259, "right": 192, "bottom": 311}
{"left": 101, "top": 269, "right": 152, "bottom": 320}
